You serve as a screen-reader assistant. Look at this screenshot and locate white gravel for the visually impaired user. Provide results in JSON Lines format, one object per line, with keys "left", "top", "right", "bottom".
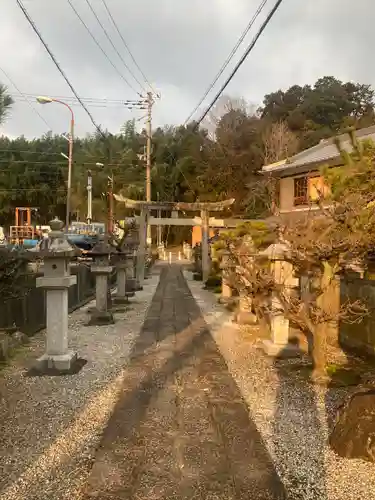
{"left": 0, "top": 271, "right": 160, "bottom": 500}
{"left": 186, "top": 271, "right": 375, "bottom": 500}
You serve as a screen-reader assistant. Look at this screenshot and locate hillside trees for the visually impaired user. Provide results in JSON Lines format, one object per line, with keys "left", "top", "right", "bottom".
{"left": 0, "top": 84, "right": 13, "bottom": 125}
{"left": 0, "top": 76, "right": 374, "bottom": 227}
{"left": 260, "top": 76, "right": 375, "bottom": 149}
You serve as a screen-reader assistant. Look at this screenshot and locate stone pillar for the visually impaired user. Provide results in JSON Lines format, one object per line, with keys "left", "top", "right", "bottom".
{"left": 132, "top": 250, "right": 142, "bottom": 290}
{"left": 219, "top": 251, "right": 232, "bottom": 304}
{"left": 113, "top": 252, "right": 131, "bottom": 304}
{"left": 136, "top": 209, "right": 147, "bottom": 287}
{"left": 144, "top": 246, "right": 152, "bottom": 278}
{"left": 236, "top": 290, "right": 257, "bottom": 325}
{"left": 185, "top": 244, "right": 192, "bottom": 261}
{"left": 260, "top": 243, "right": 301, "bottom": 357}
{"left": 88, "top": 237, "right": 114, "bottom": 325}
{"left": 201, "top": 209, "right": 210, "bottom": 282}
{"left": 158, "top": 243, "right": 165, "bottom": 260}
{"left": 30, "top": 217, "right": 79, "bottom": 373}
{"left": 193, "top": 243, "right": 203, "bottom": 276}
{"left": 124, "top": 253, "right": 136, "bottom": 296}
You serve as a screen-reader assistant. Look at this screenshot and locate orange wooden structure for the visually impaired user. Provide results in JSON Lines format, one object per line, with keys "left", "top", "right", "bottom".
{"left": 192, "top": 226, "right": 215, "bottom": 247}
{"left": 10, "top": 207, "right": 36, "bottom": 244}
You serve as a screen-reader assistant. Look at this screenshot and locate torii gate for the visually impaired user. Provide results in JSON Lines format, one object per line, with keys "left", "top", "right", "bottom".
{"left": 113, "top": 194, "right": 235, "bottom": 283}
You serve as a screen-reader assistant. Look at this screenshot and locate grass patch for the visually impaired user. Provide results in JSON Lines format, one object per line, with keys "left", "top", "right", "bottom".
{"left": 276, "top": 360, "right": 364, "bottom": 387}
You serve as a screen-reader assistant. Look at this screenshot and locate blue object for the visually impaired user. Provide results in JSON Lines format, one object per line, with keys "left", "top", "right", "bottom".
{"left": 66, "top": 233, "right": 98, "bottom": 251}
{"left": 23, "top": 239, "right": 39, "bottom": 248}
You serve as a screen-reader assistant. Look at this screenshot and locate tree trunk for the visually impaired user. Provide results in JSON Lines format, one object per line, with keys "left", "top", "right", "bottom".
{"left": 312, "top": 323, "right": 327, "bottom": 381}
{"left": 312, "top": 261, "right": 336, "bottom": 382}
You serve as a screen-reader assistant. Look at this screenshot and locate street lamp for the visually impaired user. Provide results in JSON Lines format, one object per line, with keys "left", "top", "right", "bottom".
{"left": 36, "top": 95, "right": 74, "bottom": 231}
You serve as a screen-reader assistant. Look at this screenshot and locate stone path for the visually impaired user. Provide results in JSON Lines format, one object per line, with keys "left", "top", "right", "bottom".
{"left": 84, "top": 265, "right": 286, "bottom": 499}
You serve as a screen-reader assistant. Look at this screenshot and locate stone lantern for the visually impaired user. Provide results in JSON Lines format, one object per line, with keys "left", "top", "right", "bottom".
{"left": 88, "top": 236, "right": 114, "bottom": 325}
{"left": 259, "top": 242, "right": 301, "bottom": 357}
{"left": 30, "top": 217, "right": 79, "bottom": 373}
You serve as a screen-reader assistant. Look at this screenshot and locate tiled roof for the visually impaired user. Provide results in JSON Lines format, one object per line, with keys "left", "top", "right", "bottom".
{"left": 262, "top": 125, "right": 375, "bottom": 174}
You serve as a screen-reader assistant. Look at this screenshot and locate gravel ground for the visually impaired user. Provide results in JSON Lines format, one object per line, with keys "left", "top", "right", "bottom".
{"left": 186, "top": 272, "right": 375, "bottom": 500}
{"left": 0, "top": 270, "right": 160, "bottom": 500}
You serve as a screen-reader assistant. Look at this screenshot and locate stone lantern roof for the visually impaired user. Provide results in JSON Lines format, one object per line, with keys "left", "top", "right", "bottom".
{"left": 29, "top": 217, "right": 80, "bottom": 258}
{"left": 259, "top": 242, "right": 290, "bottom": 260}
{"left": 90, "top": 235, "right": 113, "bottom": 257}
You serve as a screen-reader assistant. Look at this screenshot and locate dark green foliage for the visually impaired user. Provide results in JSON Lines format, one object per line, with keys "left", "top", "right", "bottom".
{"left": 0, "top": 84, "right": 13, "bottom": 126}
{"left": 204, "top": 275, "right": 222, "bottom": 290}
{"left": 0, "top": 249, "right": 32, "bottom": 299}
{"left": 260, "top": 77, "right": 375, "bottom": 149}
{"left": 1, "top": 76, "right": 374, "bottom": 235}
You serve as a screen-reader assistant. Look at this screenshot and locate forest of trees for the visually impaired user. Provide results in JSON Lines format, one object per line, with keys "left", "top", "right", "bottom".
{"left": 0, "top": 76, "right": 374, "bottom": 228}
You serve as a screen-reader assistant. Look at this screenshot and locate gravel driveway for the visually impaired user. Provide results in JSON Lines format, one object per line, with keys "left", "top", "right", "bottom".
{"left": 186, "top": 273, "right": 375, "bottom": 500}
{"left": 0, "top": 271, "right": 160, "bottom": 500}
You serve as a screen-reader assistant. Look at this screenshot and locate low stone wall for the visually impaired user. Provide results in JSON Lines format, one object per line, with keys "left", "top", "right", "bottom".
{"left": 339, "top": 276, "right": 375, "bottom": 358}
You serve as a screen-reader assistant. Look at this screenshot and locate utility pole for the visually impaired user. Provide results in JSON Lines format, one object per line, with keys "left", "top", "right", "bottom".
{"left": 146, "top": 91, "right": 153, "bottom": 245}
{"left": 107, "top": 174, "right": 114, "bottom": 234}
{"left": 87, "top": 170, "right": 92, "bottom": 224}
{"left": 124, "top": 93, "right": 158, "bottom": 245}
{"left": 146, "top": 91, "right": 153, "bottom": 203}
{"left": 157, "top": 191, "right": 162, "bottom": 247}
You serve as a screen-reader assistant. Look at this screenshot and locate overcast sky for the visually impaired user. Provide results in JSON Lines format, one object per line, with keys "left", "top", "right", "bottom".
{"left": 0, "top": 0, "right": 373, "bottom": 139}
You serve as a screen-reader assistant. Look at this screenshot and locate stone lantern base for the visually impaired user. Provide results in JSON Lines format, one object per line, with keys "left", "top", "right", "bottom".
{"left": 113, "top": 296, "right": 129, "bottom": 305}
{"left": 35, "top": 351, "right": 78, "bottom": 373}
{"left": 261, "top": 339, "right": 302, "bottom": 358}
{"left": 235, "top": 310, "right": 258, "bottom": 325}
{"left": 88, "top": 309, "right": 115, "bottom": 326}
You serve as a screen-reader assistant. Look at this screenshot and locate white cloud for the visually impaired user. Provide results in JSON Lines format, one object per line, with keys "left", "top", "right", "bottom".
{"left": 1, "top": 0, "right": 375, "bottom": 138}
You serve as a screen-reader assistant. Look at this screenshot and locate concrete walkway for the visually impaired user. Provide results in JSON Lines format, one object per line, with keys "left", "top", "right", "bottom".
{"left": 84, "top": 265, "right": 285, "bottom": 499}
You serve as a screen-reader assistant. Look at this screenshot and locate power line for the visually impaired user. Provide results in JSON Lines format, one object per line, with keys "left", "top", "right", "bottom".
{"left": 100, "top": 0, "right": 156, "bottom": 95}
{"left": 83, "top": 0, "right": 146, "bottom": 93}
{"left": 0, "top": 159, "right": 142, "bottom": 167}
{"left": 16, "top": 0, "right": 106, "bottom": 139}
{"left": 184, "top": 0, "right": 269, "bottom": 125}
{"left": 0, "top": 150, "right": 63, "bottom": 156}
{"left": 66, "top": 0, "right": 139, "bottom": 95}
{"left": 195, "top": 0, "right": 284, "bottom": 128}
{"left": 0, "top": 66, "right": 53, "bottom": 131}
{"left": 10, "top": 93, "right": 137, "bottom": 104}
{"left": 0, "top": 160, "right": 122, "bottom": 165}
{"left": 12, "top": 97, "right": 129, "bottom": 109}
{"left": 0, "top": 148, "right": 141, "bottom": 161}
{"left": 10, "top": 93, "right": 145, "bottom": 105}
{"left": 0, "top": 188, "right": 67, "bottom": 193}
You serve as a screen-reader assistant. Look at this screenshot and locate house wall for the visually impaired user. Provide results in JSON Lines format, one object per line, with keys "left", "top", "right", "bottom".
{"left": 279, "top": 177, "right": 295, "bottom": 211}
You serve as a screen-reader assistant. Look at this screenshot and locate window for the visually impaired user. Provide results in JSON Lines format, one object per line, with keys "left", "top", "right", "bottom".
{"left": 308, "top": 176, "right": 330, "bottom": 202}
{"left": 294, "top": 176, "right": 308, "bottom": 205}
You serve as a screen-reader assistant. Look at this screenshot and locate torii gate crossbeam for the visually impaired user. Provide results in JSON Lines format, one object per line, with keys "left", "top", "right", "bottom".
{"left": 114, "top": 194, "right": 235, "bottom": 282}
